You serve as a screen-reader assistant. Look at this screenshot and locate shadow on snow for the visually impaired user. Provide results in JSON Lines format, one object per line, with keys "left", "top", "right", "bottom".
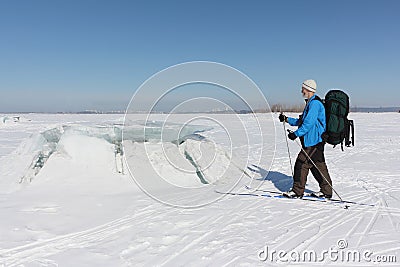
{"left": 248, "top": 164, "right": 313, "bottom": 193}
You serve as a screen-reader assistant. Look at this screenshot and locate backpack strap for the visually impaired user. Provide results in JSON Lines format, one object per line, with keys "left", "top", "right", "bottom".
{"left": 348, "top": 120, "right": 354, "bottom": 146}
{"left": 344, "top": 119, "right": 355, "bottom": 147}
{"left": 309, "top": 95, "right": 325, "bottom": 128}
{"left": 300, "top": 96, "right": 321, "bottom": 126}
{"left": 350, "top": 120, "right": 354, "bottom": 146}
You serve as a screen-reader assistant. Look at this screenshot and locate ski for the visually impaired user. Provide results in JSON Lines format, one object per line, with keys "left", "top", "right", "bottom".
{"left": 243, "top": 185, "right": 375, "bottom": 208}
{"left": 215, "top": 189, "right": 349, "bottom": 208}
{"left": 244, "top": 185, "right": 282, "bottom": 195}
{"left": 215, "top": 190, "right": 283, "bottom": 199}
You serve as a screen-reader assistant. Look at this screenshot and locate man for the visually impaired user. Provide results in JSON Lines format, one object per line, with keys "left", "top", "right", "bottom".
{"left": 279, "top": 79, "right": 333, "bottom": 199}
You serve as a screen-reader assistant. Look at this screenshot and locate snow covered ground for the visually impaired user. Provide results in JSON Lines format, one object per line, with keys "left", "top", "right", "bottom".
{"left": 0, "top": 113, "right": 399, "bottom": 266}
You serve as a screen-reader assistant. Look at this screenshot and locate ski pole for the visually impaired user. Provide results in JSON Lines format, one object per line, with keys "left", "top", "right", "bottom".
{"left": 281, "top": 112, "right": 294, "bottom": 178}
{"left": 288, "top": 130, "right": 344, "bottom": 202}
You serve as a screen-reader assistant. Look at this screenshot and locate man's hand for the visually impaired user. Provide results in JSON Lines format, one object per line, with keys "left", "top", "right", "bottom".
{"left": 288, "top": 131, "right": 297, "bottom": 140}
{"left": 279, "top": 113, "right": 287, "bottom": 122}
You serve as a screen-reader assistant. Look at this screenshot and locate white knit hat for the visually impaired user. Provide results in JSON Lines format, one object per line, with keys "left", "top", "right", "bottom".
{"left": 302, "top": 79, "right": 317, "bottom": 92}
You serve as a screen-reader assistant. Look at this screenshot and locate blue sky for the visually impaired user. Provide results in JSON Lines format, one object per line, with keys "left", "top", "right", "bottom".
{"left": 0, "top": 0, "right": 399, "bottom": 112}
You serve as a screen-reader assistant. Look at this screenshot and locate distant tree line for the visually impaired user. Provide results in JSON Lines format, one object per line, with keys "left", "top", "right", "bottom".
{"left": 270, "top": 104, "right": 305, "bottom": 113}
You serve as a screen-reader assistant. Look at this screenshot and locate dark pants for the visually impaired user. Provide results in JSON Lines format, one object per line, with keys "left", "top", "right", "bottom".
{"left": 292, "top": 142, "right": 332, "bottom": 196}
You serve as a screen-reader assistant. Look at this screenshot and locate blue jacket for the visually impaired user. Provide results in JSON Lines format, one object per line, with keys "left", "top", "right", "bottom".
{"left": 287, "top": 95, "right": 326, "bottom": 148}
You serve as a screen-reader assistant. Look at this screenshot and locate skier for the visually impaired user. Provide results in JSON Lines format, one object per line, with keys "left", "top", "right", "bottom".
{"left": 279, "top": 79, "right": 333, "bottom": 199}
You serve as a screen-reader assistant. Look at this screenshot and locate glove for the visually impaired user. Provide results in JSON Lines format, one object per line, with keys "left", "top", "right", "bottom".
{"left": 288, "top": 131, "right": 297, "bottom": 140}
{"left": 279, "top": 113, "right": 287, "bottom": 122}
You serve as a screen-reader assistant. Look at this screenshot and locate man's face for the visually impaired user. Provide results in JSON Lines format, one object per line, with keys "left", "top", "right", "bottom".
{"left": 301, "top": 87, "right": 309, "bottom": 98}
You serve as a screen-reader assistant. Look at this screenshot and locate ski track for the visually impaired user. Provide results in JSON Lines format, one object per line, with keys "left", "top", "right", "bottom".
{"left": 173, "top": 196, "right": 270, "bottom": 260}
{"left": 0, "top": 189, "right": 394, "bottom": 266}
{"left": 344, "top": 215, "right": 365, "bottom": 241}
{"left": 357, "top": 208, "right": 393, "bottom": 249}
{"left": 269, "top": 193, "right": 400, "bottom": 262}
{"left": 296, "top": 206, "right": 369, "bottom": 252}
{"left": 0, "top": 205, "right": 164, "bottom": 266}
{"left": 120, "top": 193, "right": 270, "bottom": 265}
{"left": 380, "top": 197, "right": 399, "bottom": 231}
{"left": 272, "top": 195, "right": 357, "bottom": 252}
{"left": 354, "top": 170, "right": 400, "bottom": 249}
{"left": 250, "top": 136, "right": 400, "bottom": 263}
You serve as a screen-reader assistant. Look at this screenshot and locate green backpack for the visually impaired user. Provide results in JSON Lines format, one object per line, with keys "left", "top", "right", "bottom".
{"left": 321, "top": 90, "right": 354, "bottom": 150}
